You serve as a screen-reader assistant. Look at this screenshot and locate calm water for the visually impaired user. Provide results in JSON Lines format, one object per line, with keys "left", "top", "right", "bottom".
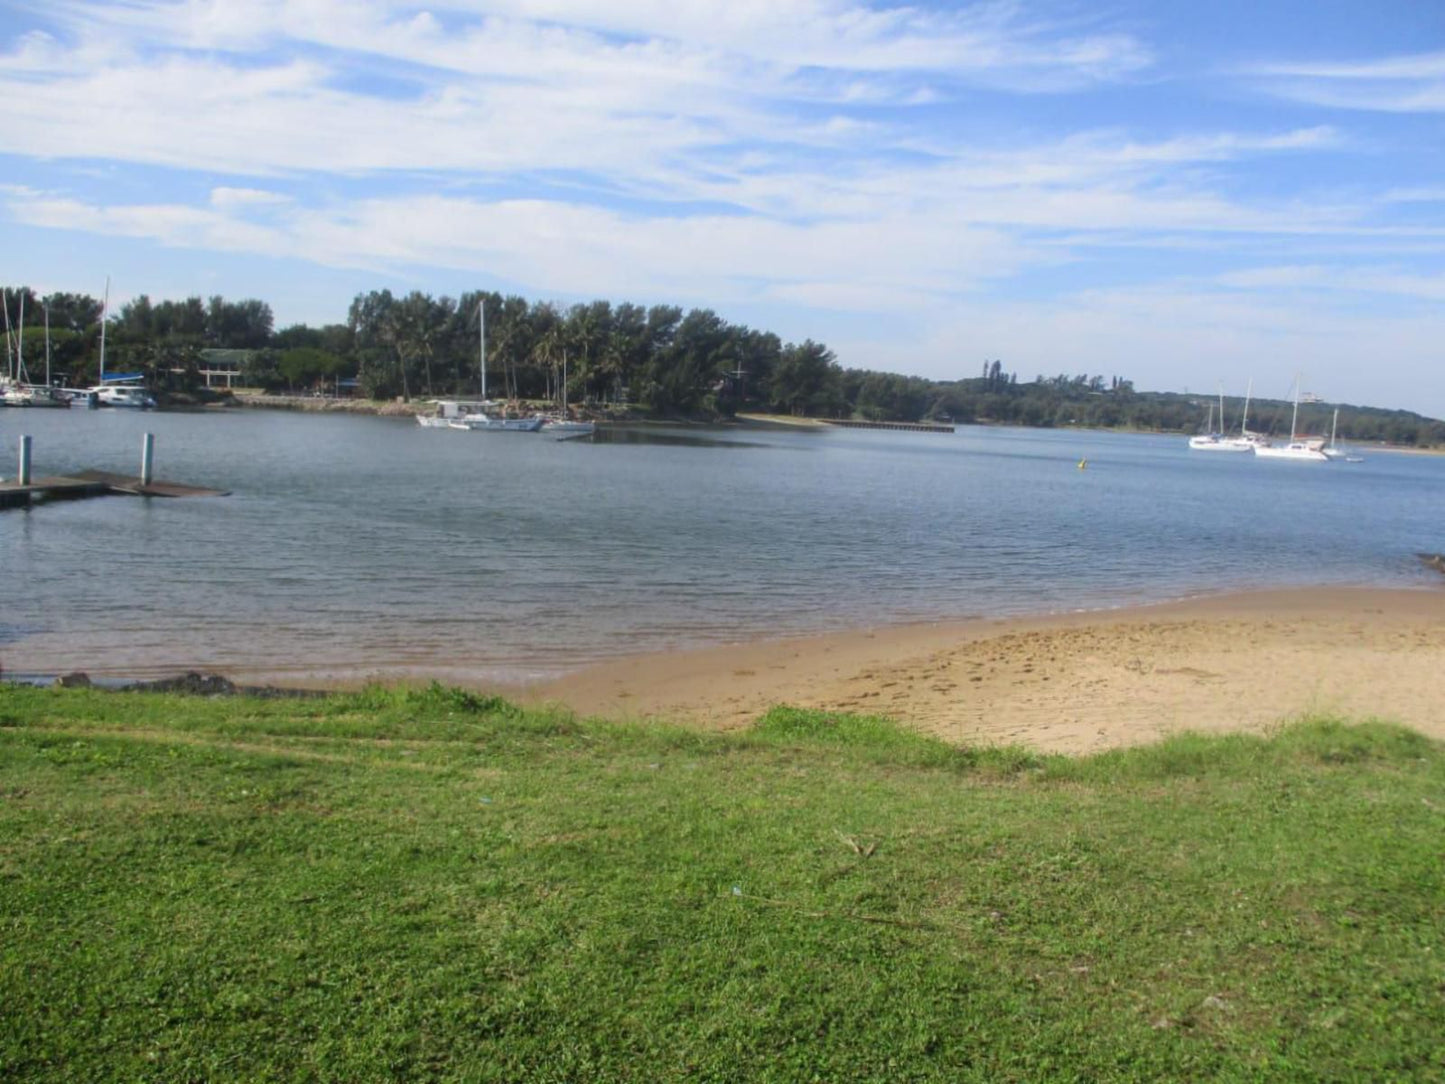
{"left": 3, "top": 407, "right": 1442, "bottom": 683}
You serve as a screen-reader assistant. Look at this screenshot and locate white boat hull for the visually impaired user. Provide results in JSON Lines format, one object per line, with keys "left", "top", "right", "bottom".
{"left": 453, "top": 415, "right": 545, "bottom": 432}
{"left": 1254, "top": 442, "right": 1329, "bottom": 461}
{"left": 92, "top": 385, "right": 156, "bottom": 409}
{"left": 540, "top": 419, "right": 596, "bottom": 437}
{"left": 1188, "top": 436, "right": 1252, "bottom": 452}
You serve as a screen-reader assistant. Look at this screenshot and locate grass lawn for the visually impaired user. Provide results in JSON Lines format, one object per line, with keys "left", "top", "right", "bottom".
{"left": 1, "top": 684, "right": 1442, "bottom": 1081}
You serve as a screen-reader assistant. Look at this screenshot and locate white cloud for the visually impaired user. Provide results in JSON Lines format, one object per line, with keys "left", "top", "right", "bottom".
{"left": 210, "top": 187, "right": 293, "bottom": 209}
{"left": 2, "top": 2, "right": 1442, "bottom": 416}
{"left": 1217, "top": 264, "right": 1445, "bottom": 303}
{"left": 1249, "top": 49, "right": 1445, "bottom": 113}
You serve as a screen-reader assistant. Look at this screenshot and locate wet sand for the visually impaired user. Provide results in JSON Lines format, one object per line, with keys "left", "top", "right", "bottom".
{"left": 520, "top": 586, "right": 1445, "bottom": 753}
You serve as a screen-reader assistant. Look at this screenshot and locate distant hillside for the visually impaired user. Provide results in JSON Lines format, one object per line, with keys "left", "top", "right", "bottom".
{"left": 900, "top": 372, "right": 1445, "bottom": 447}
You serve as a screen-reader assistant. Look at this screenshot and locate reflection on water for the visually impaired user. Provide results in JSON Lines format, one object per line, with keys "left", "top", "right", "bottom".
{"left": 2, "top": 407, "right": 1442, "bottom": 684}
{"left": 592, "top": 425, "right": 773, "bottom": 449}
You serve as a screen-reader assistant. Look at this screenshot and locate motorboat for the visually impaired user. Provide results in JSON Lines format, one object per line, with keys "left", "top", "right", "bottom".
{"left": 92, "top": 380, "right": 157, "bottom": 409}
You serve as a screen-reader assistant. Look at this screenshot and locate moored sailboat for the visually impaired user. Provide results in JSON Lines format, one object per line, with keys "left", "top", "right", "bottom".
{"left": 1188, "top": 383, "right": 1253, "bottom": 452}
{"left": 1322, "top": 408, "right": 1363, "bottom": 462}
{"left": 416, "top": 299, "right": 544, "bottom": 432}
{"left": 1254, "top": 376, "right": 1328, "bottom": 462}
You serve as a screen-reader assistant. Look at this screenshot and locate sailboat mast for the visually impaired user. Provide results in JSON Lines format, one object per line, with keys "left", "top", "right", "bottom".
{"left": 2, "top": 289, "right": 10, "bottom": 381}
{"left": 99, "top": 276, "right": 110, "bottom": 384}
{"left": 1289, "top": 375, "right": 1301, "bottom": 441}
{"left": 478, "top": 298, "right": 486, "bottom": 401}
{"left": 44, "top": 303, "right": 51, "bottom": 386}
{"left": 1241, "top": 378, "right": 1252, "bottom": 435}
{"left": 16, "top": 292, "right": 25, "bottom": 384}
{"left": 1217, "top": 383, "right": 1225, "bottom": 435}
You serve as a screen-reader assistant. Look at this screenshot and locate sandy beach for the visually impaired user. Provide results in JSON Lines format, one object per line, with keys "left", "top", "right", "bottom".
{"left": 522, "top": 586, "right": 1445, "bottom": 753}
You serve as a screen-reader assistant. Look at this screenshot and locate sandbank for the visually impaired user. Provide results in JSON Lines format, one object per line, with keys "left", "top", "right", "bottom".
{"left": 520, "top": 586, "right": 1445, "bottom": 754}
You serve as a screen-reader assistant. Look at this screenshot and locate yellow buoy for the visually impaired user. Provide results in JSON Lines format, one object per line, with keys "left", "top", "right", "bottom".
{"left": 1077, "top": 458, "right": 1087, "bottom": 470}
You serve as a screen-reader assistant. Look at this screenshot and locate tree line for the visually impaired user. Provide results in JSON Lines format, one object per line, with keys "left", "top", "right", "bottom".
{"left": 4, "top": 283, "right": 1442, "bottom": 446}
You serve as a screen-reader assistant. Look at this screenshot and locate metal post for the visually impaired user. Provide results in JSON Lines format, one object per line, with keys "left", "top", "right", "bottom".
{"left": 18, "top": 434, "right": 32, "bottom": 486}
{"left": 141, "top": 432, "right": 155, "bottom": 487}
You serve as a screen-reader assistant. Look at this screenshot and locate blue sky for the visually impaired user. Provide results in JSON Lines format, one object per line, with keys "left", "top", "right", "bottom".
{"left": 2, "top": 0, "right": 1443, "bottom": 416}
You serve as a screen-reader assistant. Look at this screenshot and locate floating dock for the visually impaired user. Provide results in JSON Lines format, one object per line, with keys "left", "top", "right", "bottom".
{"left": 0, "top": 471, "right": 229, "bottom": 510}
{"left": 2, "top": 434, "right": 229, "bottom": 510}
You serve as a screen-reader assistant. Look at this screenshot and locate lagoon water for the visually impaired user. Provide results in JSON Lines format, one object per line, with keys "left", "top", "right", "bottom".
{"left": 2, "top": 407, "right": 1442, "bottom": 684}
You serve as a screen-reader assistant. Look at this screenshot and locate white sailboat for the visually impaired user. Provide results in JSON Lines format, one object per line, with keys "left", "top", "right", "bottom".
{"left": 1225, "top": 378, "right": 1268, "bottom": 450}
{"left": 1322, "top": 408, "right": 1363, "bottom": 463}
{"left": 416, "top": 299, "right": 543, "bottom": 431}
{"left": 1188, "top": 383, "right": 1253, "bottom": 452}
{"left": 0, "top": 291, "right": 65, "bottom": 407}
{"left": 86, "top": 277, "right": 155, "bottom": 408}
{"left": 1254, "top": 376, "right": 1328, "bottom": 461}
{"left": 539, "top": 349, "right": 595, "bottom": 438}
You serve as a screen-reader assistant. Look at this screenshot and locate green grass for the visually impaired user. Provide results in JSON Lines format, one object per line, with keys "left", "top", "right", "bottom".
{"left": 2, "top": 686, "right": 1442, "bottom": 1082}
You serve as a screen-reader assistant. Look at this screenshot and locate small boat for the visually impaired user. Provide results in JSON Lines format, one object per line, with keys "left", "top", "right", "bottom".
{"left": 1188, "top": 385, "right": 1253, "bottom": 452}
{"left": 540, "top": 416, "right": 596, "bottom": 439}
{"left": 539, "top": 350, "right": 596, "bottom": 438}
{"left": 91, "top": 377, "right": 157, "bottom": 409}
{"left": 1321, "top": 408, "right": 1362, "bottom": 462}
{"left": 81, "top": 278, "right": 154, "bottom": 408}
{"left": 450, "top": 411, "right": 545, "bottom": 432}
{"left": 1, "top": 292, "right": 67, "bottom": 406}
{"left": 0, "top": 380, "right": 69, "bottom": 407}
{"left": 1254, "top": 376, "right": 1329, "bottom": 462}
{"left": 417, "top": 300, "right": 546, "bottom": 433}
{"left": 421, "top": 399, "right": 544, "bottom": 431}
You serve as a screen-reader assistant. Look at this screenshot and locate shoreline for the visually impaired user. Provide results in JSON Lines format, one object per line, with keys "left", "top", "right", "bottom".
{"left": 207, "top": 396, "right": 1445, "bottom": 450}
{"left": 516, "top": 584, "right": 1445, "bottom": 752}
{"left": 14, "top": 584, "right": 1443, "bottom": 753}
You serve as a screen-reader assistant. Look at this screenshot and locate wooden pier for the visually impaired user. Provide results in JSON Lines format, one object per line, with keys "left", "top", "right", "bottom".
{"left": 2, "top": 434, "right": 229, "bottom": 510}
{"left": 0, "top": 471, "right": 229, "bottom": 510}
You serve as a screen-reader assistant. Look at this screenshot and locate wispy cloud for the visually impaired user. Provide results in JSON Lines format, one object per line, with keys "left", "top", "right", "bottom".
{"left": 2, "top": 2, "right": 1443, "bottom": 414}
{"left": 1248, "top": 49, "right": 1445, "bottom": 113}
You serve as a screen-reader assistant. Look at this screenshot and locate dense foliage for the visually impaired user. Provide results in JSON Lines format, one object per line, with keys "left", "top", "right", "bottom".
{"left": 4, "top": 284, "right": 1442, "bottom": 444}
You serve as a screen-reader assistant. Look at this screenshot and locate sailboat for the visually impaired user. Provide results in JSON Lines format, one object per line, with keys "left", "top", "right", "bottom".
{"left": 416, "top": 299, "right": 542, "bottom": 431}
{"left": 1188, "top": 383, "right": 1252, "bottom": 452}
{"left": 0, "top": 291, "right": 66, "bottom": 407}
{"left": 1225, "top": 378, "right": 1268, "bottom": 450}
{"left": 1322, "top": 408, "right": 1363, "bottom": 462}
{"left": 85, "top": 277, "right": 155, "bottom": 408}
{"left": 1254, "top": 376, "right": 1329, "bottom": 461}
{"left": 539, "top": 349, "right": 595, "bottom": 438}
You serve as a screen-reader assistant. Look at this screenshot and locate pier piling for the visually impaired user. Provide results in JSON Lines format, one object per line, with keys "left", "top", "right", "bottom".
{"left": 141, "top": 433, "right": 155, "bottom": 487}
{"left": 18, "top": 435, "right": 32, "bottom": 486}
